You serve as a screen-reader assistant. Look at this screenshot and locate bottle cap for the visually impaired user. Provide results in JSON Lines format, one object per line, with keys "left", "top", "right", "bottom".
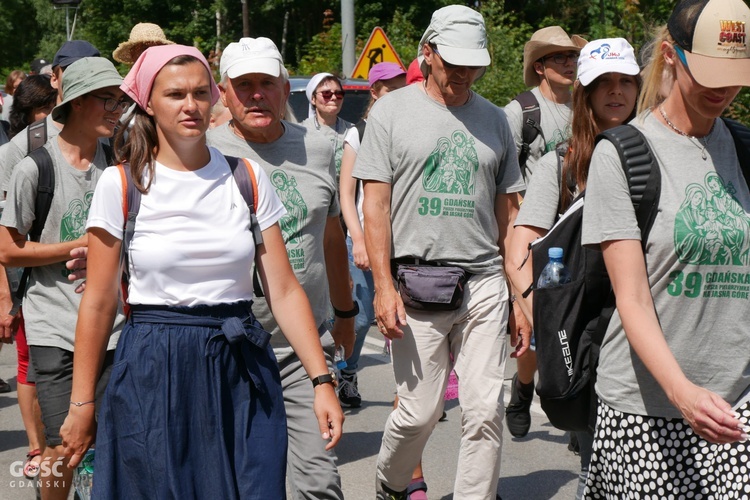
{"left": 548, "top": 247, "right": 563, "bottom": 259}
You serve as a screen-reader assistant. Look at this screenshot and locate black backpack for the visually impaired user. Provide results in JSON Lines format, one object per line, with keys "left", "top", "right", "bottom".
{"left": 14, "top": 127, "right": 113, "bottom": 302}
{"left": 528, "top": 119, "right": 750, "bottom": 432}
{"left": 512, "top": 90, "right": 543, "bottom": 179}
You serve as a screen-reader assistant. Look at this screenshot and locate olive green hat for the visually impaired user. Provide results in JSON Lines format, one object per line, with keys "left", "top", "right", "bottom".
{"left": 51, "top": 57, "right": 124, "bottom": 123}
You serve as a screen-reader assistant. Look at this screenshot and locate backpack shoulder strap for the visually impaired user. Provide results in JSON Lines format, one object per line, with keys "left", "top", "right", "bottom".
{"left": 592, "top": 124, "right": 661, "bottom": 349}
{"left": 117, "top": 162, "right": 141, "bottom": 315}
{"left": 225, "top": 155, "right": 263, "bottom": 246}
{"left": 15, "top": 147, "right": 55, "bottom": 301}
{"left": 355, "top": 119, "right": 367, "bottom": 143}
{"left": 596, "top": 124, "right": 661, "bottom": 244}
{"left": 514, "top": 90, "right": 543, "bottom": 177}
{"left": 26, "top": 119, "right": 47, "bottom": 153}
{"left": 225, "top": 155, "right": 265, "bottom": 298}
{"left": 721, "top": 118, "right": 750, "bottom": 190}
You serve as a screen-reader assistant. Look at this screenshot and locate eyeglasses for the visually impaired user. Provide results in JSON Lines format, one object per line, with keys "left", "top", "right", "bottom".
{"left": 432, "top": 46, "right": 482, "bottom": 71}
{"left": 543, "top": 52, "right": 579, "bottom": 65}
{"left": 316, "top": 90, "right": 345, "bottom": 100}
{"left": 88, "top": 94, "right": 131, "bottom": 113}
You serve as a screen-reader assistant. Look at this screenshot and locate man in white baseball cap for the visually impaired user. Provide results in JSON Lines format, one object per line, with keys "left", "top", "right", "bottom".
{"left": 207, "top": 37, "right": 354, "bottom": 500}
{"left": 354, "top": 5, "right": 525, "bottom": 499}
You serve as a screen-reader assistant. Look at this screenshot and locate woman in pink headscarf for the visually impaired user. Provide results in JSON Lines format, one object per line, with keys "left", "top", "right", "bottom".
{"left": 59, "top": 44, "right": 342, "bottom": 499}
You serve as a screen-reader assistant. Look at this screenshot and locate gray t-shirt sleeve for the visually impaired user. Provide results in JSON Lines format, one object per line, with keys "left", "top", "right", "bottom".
{"left": 1, "top": 155, "right": 38, "bottom": 234}
{"left": 352, "top": 106, "right": 392, "bottom": 184}
{"left": 495, "top": 112, "right": 525, "bottom": 193}
{"left": 581, "top": 139, "right": 641, "bottom": 245}
{"left": 516, "top": 150, "right": 561, "bottom": 230}
{"left": 0, "top": 139, "right": 26, "bottom": 195}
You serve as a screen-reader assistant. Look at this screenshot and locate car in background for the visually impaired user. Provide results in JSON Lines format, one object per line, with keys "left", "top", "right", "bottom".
{"left": 287, "top": 76, "right": 370, "bottom": 124}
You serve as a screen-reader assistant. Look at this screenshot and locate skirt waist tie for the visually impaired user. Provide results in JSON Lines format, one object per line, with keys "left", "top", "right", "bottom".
{"left": 129, "top": 302, "right": 271, "bottom": 392}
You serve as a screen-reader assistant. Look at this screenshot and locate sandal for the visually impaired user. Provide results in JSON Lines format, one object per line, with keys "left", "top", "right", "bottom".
{"left": 23, "top": 449, "right": 42, "bottom": 478}
{"left": 406, "top": 478, "right": 428, "bottom": 500}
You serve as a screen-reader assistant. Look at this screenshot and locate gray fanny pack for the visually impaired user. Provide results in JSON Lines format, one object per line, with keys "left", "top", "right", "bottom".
{"left": 394, "top": 261, "right": 470, "bottom": 311}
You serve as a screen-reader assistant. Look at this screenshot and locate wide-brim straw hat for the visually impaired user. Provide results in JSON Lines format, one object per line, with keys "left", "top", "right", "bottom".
{"left": 113, "top": 23, "right": 174, "bottom": 64}
{"left": 523, "top": 26, "right": 587, "bottom": 87}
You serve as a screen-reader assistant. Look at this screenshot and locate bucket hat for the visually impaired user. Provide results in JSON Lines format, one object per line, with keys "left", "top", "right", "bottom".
{"left": 113, "top": 23, "right": 174, "bottom": 64}
{"left": 418, "top": 5, "right": 491, "bottom": 79}
{"left": 51, "top": 57, "right": 124, "bottom": 123}
{"left": 577, "top": 38, "right": 640, "bottom": 86}
{"left": 523, "top": 26, "right": 587, "bottom": 87}
{"left": 668, "top": 0, "right": 750, "bottom": 88}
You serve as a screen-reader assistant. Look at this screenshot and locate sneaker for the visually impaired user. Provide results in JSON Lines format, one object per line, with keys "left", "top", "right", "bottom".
{"left": 505, "top": 373, "right": 533, "bottom": 438}
{"left": 338, "top": 371, "right": 362, "bottom": 408}
{"left": 0, "top": 378, "right": 11, "bottom": 393}
{"left": 376, "top": 482, "right": 407, "bottom": 500}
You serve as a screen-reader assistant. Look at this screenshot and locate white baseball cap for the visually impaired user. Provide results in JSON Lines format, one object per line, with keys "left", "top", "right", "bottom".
{"left": 668, "top": 0, "right": 750, "bottom": 88}
{"left": 220, "top": 37, "right": 285, "bottom": 79}
{"left": 577, "top": 38, "right": 640, "bottom": 86}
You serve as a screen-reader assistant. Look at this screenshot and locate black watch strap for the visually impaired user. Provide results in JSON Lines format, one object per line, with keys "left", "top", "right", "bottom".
{"left": 311, "top": 372, "right": 336, "bottom": 388}
{"left": 333, "top": 302, "right": 359, "bottom": 318}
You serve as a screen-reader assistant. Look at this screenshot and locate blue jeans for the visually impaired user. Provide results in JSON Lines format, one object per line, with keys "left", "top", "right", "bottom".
{"left": 344, "top": 236, "right": 375, "bottom": 373}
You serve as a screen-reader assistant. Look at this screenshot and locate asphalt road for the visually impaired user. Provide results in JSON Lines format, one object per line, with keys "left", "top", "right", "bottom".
{"left": 0, "top": 328, "right": 581, "bottom": 500}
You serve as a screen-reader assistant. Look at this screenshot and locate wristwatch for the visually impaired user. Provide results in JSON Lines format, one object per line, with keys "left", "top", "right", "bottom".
{"left": 311, "top": 371, "right": 337, "bottom": 388}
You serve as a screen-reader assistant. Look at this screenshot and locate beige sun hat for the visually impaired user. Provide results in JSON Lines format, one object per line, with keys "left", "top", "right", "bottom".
{"left": 523, "top": 26, "right": 587, "bottom": 87}
{"left": 113, "top": 23, "right": 174, "bottom": 64}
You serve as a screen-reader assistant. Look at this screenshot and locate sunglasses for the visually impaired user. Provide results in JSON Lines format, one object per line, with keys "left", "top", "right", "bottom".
{"left": 431, "top": 46, "right": 482, "bottom": 71}
{"left": 316, "top": 90, "right": 345, "bottom": 100}
{"left": 543, "top": 52, "right": 579, "bottom": 65}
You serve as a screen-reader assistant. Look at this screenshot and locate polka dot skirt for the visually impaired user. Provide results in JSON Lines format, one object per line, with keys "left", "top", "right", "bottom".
{"left": 583, "top": 400, "right": 750, "bottom": 499}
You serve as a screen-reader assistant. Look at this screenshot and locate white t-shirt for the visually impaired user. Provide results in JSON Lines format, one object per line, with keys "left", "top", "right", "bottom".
{"left": 343, "top": 125, "right": 365, "bottom": 234}
{"left": 87, "top": 147, "right": 286, "bottom": 306}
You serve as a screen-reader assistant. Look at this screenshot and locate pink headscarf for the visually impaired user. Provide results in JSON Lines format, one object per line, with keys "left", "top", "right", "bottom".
{"left": 121, "top": 44, "right": 220, "bottom": 110}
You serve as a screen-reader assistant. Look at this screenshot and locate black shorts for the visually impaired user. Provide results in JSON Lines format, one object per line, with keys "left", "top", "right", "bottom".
{"left": 29, "top": 346, "right": 115, "bottom": 447}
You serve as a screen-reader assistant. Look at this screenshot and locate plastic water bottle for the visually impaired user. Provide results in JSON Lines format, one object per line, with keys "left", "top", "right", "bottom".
{"left": 537, "top": 247, "right": 572, "bottom": 289}
{"left": 334, "top": 346, "right": 347, "bottom": 370}
{"left": 73, "top": 449, "right": 95, "bottom": 500}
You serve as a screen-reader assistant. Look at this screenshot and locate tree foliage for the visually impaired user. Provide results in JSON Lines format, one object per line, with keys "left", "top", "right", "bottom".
{"left": 1, "top": 0, "right": 750, "bottom": 122}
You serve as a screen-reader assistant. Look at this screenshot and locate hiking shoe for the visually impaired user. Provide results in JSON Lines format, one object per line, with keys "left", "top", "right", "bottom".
{"left": 338, "top": 371, "right": 362, "bottom": 408}
{"left": 505, "top": 373, "right": 533, "bottom": 438}
{"left": 377, "top": 482, "right": 407, "bottom": 500}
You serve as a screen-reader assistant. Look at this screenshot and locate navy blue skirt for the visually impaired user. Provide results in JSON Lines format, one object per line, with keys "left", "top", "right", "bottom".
{"left": 92, "top": 302, "right": 287, "bottom": 499}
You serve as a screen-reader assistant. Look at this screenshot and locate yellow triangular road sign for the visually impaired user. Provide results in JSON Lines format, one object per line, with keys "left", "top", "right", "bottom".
{"left": 351, "top": 27, "right": 406, "bottom": 80}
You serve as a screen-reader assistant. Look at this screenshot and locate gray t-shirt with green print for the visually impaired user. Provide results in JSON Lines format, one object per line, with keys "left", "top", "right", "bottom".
{"left": 504, "top": 86, "right": 573, "bottom": 180}
{"left": 207, "top": 121, "right": 339, "bottom": 347}
{"left": 582, "top": 111, "right": 750, "bottom": 418}
{"left": 0, "top": 137, "right": 123, "bottom": 351}
{"left": 353, "top": 84, "right": 525, "bottom": 275}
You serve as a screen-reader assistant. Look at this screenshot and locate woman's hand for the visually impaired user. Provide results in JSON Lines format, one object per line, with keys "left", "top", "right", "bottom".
{"left": 313, "top": 383, "right": 345, "bottom": 450}
{"left": 671, "top": 381, "right": 747, "bottom": 444}
{"left": 351, "top": 236, "right": 370, "bottom": 270}
{"left": 60, "top": 405, "right": 97, "bottom": 468}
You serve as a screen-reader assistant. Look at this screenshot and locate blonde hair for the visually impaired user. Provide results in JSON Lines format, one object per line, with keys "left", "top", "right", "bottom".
{"left": 637, "top": 25, "right": 676, "bottom": 115}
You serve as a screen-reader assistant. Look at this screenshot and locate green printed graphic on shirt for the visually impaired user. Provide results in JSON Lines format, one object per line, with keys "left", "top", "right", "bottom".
{"left": 545, "top": 124, "right": 572, "bottom": 154}
{"left": 60, "top": 191, "right": 94, "bottom": 242}
{"left": 670, "top": 172, "right": 750, "bottom": 300}
{"left": 271, "top": 169, "right": 308, "bottom": 269}
{"left": 422, "top": 130, "right": 479, "bottom": 193}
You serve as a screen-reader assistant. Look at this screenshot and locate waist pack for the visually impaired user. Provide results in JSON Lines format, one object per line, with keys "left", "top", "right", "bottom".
{"left": 394, "top": 261, "right": 469, "bottom": 311}
{"left": 527, "top": 119, "right": 750, "bottom": 433}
